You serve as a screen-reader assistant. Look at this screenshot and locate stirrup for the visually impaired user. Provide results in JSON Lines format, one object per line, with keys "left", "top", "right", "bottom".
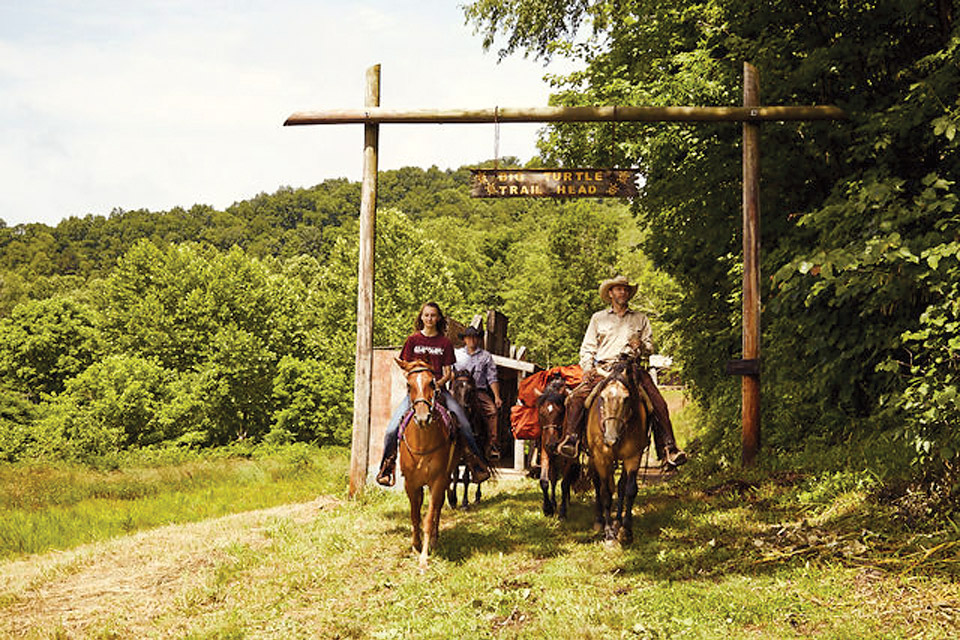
{"left": 558, "top": 437, "right": 579, "bottom": 459}
{"left": 376, "top": 458, "right": 396, "bottom": 487}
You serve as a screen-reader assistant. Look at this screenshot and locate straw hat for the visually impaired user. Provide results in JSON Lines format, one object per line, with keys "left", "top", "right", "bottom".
{"left": 599, "top": 275, "right": 638, "bottom": 303}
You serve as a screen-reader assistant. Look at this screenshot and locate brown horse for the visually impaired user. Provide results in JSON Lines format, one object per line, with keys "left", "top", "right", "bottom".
{"left": 585, "top": 356, "right": 649, "bottom": 545}
{"left": 395, "top": 358, "right": 462, "bottom": 570}
{"left": 447, "top": 370, "right": 488, "bottom": 509}
{"left": 537, "top": 374, "right": 579, "bottom": 518}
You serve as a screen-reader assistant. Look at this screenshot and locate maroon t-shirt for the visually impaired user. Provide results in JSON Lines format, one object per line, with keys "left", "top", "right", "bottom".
{"left": 400, "top": 332, "right": 455, "bottom": 379}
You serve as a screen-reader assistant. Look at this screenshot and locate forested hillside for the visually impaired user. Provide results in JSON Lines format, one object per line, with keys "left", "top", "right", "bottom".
{"left": 0, "top": 163, "right": 669, "bottom": 462}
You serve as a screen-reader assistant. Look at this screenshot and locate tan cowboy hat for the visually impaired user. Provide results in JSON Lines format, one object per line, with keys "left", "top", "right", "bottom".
{"left": 599, "top": 275, "right": 638, "bottom": 303}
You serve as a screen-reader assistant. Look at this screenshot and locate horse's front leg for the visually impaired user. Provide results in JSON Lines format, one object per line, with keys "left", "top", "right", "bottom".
{"left": 618, "top": 466, "right": 639, "bottom": 546}
{"left": 600, "top": 475, "right": 617, "bottom": 543}
{"left": 407, "top": 485, "right": 424, "bottom": 553}
{"left": 460, "top": 467, "right": 471, "bottom": 511}
{"left": 615, "top": 470, "right": 628, "bottom": 529}
{"left": 558, "top": 460, "right": 577, "bottom": 520}
{"left": 447, "top": 467, "right": 459, "bottom": 509}
{"left": 590, "top": 466, "right": 604, "bottom": 533}
{"left": 421, "top": 478, "right": 447, "bottom": 570}
{"left": 539, "top": 442, "right": 555, "bottom": 516}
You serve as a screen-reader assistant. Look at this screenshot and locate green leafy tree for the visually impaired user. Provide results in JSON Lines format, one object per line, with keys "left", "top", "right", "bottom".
{"left": 0, "top": 297, "right": 101, "bottom": 399}
{"left": 34, "top": 355, "right": 176, "bottom": 460}
{"left": 270, "top": 356, "right": 353, "bottom": 446}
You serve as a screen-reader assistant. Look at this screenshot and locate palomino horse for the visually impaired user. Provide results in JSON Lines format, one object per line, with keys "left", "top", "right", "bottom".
{"left": 395, "top": 358, "right": 462, "bottom": 570}
{"left": 536, "top": 374, "right": 579, "bottom": 518}
{"left": 447, "top": 370, "right": 488, "bottom": 509}
{"left": 585, "top": 356, "right": 649, "bottom": 545}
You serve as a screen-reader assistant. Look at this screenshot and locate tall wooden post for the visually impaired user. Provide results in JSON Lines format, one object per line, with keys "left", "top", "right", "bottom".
{"left": 349, "top": 64, "right": 380, "bottom": 496}
{"left": 741, "top": 62, "right": 761, "bottom": 466}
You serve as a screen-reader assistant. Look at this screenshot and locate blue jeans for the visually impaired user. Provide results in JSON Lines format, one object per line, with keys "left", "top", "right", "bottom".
{"left": 381, "top": 389, "right": 484, "bottom": 462}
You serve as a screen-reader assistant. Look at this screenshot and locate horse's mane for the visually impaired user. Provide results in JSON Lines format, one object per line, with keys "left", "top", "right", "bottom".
{"left": 405, "top": 359, "right": 434, "bottom": 374}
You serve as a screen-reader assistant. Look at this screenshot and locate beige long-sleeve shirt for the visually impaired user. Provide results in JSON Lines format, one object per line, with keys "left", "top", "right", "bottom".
{"left": 578, "top": 307, "right": 653, "bottom": 375}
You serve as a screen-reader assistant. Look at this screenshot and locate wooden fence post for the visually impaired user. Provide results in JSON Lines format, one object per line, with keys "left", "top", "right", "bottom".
{"left": 741, "top": 62, "right": 762, "bottom": 466}
{"left": 349, "top": 64, "right": 380, "bottom": 496}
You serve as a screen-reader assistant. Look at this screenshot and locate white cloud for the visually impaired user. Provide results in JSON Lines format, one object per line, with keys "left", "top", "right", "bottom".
{"left": 0, "top": 1, "right": 575, "bottom": 226}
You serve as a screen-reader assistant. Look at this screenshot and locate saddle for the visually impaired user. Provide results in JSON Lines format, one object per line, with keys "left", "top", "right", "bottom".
{"left": 397, "top": 401, "right": 457, "bottom": 442}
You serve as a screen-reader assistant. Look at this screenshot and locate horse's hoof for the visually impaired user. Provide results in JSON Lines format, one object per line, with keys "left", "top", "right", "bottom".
{"left": 618, "top": 528, "right": 634, "bottom": 546}
{"left": 543, "top": 503, "right": 555, "bottom": 517}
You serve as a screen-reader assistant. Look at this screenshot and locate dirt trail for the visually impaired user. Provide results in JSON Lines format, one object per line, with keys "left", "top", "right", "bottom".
{"left": 0, "top": 497, "right": 340, "bottom": 637}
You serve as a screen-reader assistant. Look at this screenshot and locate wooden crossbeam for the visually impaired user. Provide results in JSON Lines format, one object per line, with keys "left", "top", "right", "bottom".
{"left": 285, "top": 105, "right": 845, "bottom": 126}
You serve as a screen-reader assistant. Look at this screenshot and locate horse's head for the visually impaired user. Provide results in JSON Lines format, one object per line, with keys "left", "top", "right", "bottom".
{"left": 450, "top": 369, "right": 475, "bottom": 408}
{"left": 396, "top": 358, "right": 437, "bottom": 427}
{"left": 596, "top": 376, "right": 633, "bottom": 447}
{"left": 537, "top": 375, "right": 567, "bottom": 451}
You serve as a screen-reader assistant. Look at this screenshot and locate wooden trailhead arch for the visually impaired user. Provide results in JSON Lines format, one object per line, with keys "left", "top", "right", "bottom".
{"left": 284, "top": 63, "right": 846, "bottom": 496}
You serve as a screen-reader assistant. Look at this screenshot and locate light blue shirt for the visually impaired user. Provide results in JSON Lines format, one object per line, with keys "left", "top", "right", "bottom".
{"left": 454, "top": 346, "right": 498, "bottom": 390}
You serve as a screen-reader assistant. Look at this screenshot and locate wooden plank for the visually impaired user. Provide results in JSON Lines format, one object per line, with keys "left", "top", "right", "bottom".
{"left": 491, "top": 353, "right": 537, "bottom": 373}
{"left": 741, "top": 62, "right": 762, "bottom": 467}
{"left": 515, "top": 345, "right": 527, "bottom": 361}
{"left": 285, "top": 105, "right": 846, "bottom": 126}
{"left": 726, "top": 359, "right": 761, "bottom": 376}
{"left": 471, "top": 168, "right": 639, "bottom": 198}
{"left": 486, "top": 309, "right": 508, "bottom": 355}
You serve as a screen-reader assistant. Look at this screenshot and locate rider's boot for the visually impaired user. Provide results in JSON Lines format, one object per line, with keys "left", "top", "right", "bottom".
{"left": 557, "top": 401, "right": 584, "bottom": 459}
{"left": 376, "top": 449, "right": 397, "bottom": 487}
{"left": 466, "top": 450, "right": 491, "bottom": 484}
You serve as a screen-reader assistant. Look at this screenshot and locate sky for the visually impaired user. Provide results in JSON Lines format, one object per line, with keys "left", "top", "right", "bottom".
{"left": 0, "top": 1, "right": 576, "bottom": 227}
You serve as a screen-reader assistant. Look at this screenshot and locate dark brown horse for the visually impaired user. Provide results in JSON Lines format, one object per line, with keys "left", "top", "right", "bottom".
{"left": 536, "top": 374, "right": 579, "bottom": 518}
{"left": 396, "top": 358, "right": 462, "bottom": 570}
{"left": 585, "top": 356, "right": 649, "bottom": 545}
{"left": 447, "top": 369, "right": 489, "bottom": 509}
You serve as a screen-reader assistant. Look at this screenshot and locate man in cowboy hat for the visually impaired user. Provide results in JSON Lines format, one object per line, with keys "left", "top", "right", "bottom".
{"left": 557, "top": 275, "right": 687, "bottom": 467}
{"left": 455, "top": 325, "right": 503, "bottom": 461}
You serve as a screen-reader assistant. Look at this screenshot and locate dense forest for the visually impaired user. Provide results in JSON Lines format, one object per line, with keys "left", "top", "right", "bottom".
{"left": 0, "top": 164, "right": 667, "bottom": 462}
{"left": 2, "top": 0, "right": 958, "bottom": 488}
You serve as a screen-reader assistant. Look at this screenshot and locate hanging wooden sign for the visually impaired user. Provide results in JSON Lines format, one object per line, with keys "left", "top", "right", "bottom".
{"left": 470, "top": 169, "right": 639, "bottom": 198}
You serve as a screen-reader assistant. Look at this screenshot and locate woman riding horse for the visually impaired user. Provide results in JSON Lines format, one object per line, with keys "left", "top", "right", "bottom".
{"left": 395, "top": 357, "right": 463, "bottom": 569}
{"left": 376, "top": 301, "right": 491, "bottom": 487}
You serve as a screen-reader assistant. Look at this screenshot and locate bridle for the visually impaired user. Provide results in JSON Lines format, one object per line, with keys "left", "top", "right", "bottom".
{"left": 406, "top": 366, "right": 438, "bottom": 419}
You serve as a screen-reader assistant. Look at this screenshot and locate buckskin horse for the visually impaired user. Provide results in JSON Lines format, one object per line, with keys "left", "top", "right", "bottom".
{"left": 536, "top": 374, "right": 579, "bottom": 518}
{"left": 447, "top": 369, "right": 488, "bottom": 509}
{"left": 585, "top": 355, "right": 649, "bottom": 545}
{"left": 395, "top": 358, "right": 462, "bottom": 570}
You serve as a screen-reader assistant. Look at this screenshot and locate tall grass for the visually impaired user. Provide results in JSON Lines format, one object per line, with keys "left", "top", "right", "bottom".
{"left": 0, "top": 444, "right": 348, "bottom": 559}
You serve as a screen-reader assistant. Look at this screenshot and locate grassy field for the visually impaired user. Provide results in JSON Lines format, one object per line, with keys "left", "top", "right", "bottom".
{"left": 0, "top": 444, "right": 349, "bottom": 559}
{"left": 1, "top": 443, "right": 958, "bottom": 639}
